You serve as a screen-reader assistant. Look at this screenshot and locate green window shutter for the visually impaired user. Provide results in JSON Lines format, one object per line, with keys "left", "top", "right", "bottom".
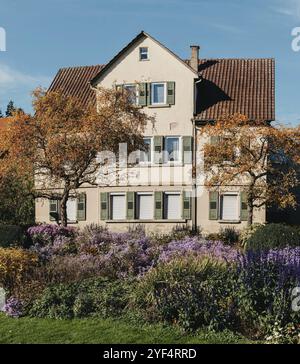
{"left": 49, "top": 200, "right": 59, "bottom": 221}
{"left": 182, "top": 136, "right": 193, "bottom": 164}
{"left": 182, "top": 191, "right": 191, "bottom": 220}
{"left": 100, "top": 192, "right": 109, "bottom": 220}
{"left": 146, "top": 83, "right": 151, "bottom": 105}
{"left": 209, "top": 191, "right": 219, "bottom": 220}
{"left": 77, "top": 194, "right": 86, "bottom": 221}
{"left": 153, "top": 136, "right": 164, "bottom": 164}
{"left": 138, "top": 83, "right": 147, "bottom": 106}
{"left": 127, "top": 192, "right": 135, "bottom": 220}
{"left": 167, "top": 82, "right": 175, "bottom": 105}
{"left": 154, "top": 191, "right": 163, "bottom": 220}
{"left": 240, "top": 191, "right": 248, "bottom": 221}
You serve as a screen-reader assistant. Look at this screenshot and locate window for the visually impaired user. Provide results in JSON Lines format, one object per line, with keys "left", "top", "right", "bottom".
{"left": 139, "top": 47, "right": 149, "bottom": 60}
{"left": 140, "top": 137, "right": 152, "bottom": 163}
{"left": 164, "top": 192, "right": 181, "bottom": 219}
{"left": 66, "top": 198, "right": 77, "bottom": 222}
{"left": 165, "top": 136, "right": 180, "bottom": 163}
{"left": 110, "top": 193, "right": 126, "bottom": 220}
{"left": 221, "top": 194, "right": 239, "bottom": 221}
{"left": 137, "top": 193, "right": 154, "bottom": 220}
{"left": 151, "top": 82, "right": 166, "bottom": 105}
{"left": 124, "top": 84, "right": 138, "bottom": 105}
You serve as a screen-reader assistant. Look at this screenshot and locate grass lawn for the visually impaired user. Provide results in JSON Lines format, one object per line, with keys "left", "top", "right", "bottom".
{"left": 0, "top": 314, "right": 254, "bottom": 344}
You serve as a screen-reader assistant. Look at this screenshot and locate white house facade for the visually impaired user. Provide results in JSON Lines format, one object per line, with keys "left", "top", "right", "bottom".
{"left": 35, "top": 31, "right": 275, "bottom": 234}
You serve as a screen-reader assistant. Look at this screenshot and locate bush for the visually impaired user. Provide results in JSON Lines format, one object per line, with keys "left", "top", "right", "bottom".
{"left": 158, "top": 237, "right": 241, "bottom": 264}
{"left": 0, "top": 225, "right": 29, "bottom": 248}
{"left": 244, "top": 223, "right": 300, "bottom": 251}
{"left": 133, "top": 256, "right": 238, "bottom": 331}
{"left": 29, "top": 277, "right": 134, "bottom": 319}
{"left": 235, "top": 249, "right": 300, "bottom": 336}
{"left": 27, "top": 224, "right": 77, "bottom": 246}
{"left": 0, "top": 247, "right": 39, "bottom": 294}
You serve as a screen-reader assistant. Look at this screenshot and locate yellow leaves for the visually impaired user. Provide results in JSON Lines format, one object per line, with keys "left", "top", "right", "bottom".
{"left": 201, "top": 113, "right": 300, "bottom": 211}
{"left": 0, "top": 248, "right": 39, "bottom": 293}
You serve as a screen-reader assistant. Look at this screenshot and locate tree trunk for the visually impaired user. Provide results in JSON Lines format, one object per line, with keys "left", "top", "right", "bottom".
{"left": 247, "top": 204, "right": 254, "bottom": 227}
{"left": 60, "top": 185, "right": 70, "bottom": 227}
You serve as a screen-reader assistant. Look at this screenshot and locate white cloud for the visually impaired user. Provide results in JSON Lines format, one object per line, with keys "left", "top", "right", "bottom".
{"left": 272, "top": 0, "right": 300, "bottom": 19}
{"left": 0, "top": 63, "right": 51, "bottom": 112}
{"left": 0, "top": 63, "right": 50, "bottom": 90}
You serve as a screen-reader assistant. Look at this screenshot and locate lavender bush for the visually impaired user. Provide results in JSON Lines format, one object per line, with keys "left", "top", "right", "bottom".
{"left": 27, "top": 224, "right": 77, "bottom": 245}
{"left": 3, "top": 297, "right": 23, "bottom": 318}
{"left": 158, "top": 237, "right": 241, "bottom": 264}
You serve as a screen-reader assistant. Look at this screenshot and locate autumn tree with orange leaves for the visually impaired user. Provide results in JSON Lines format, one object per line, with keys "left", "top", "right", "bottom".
{"left": 0, "top": 87, "right": 151, "bottom": 226}
{"left": 200, "top": 114, "right": 300, "bottom": 226}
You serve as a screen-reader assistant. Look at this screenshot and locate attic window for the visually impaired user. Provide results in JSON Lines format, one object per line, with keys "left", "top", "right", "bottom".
{"left": 139, "top": 47, "right": 149, "bottom": 61}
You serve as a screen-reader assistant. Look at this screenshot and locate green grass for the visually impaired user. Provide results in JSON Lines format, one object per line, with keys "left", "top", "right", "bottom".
{"left": 0, "top": 314, "right": 253, "bottom": 344}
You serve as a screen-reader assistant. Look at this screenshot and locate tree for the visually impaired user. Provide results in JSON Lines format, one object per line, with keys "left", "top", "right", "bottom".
{"left": 200, "top": 114, "right": 300, "bottom": 226}
{"left": 0, "top": 109, "right": 3, "bottom": 118}
{"left": 1, "top": 87, "right": 151, "bottom": 226}
{"left": 5, "top": 100, "right": 15, "bottom": 117}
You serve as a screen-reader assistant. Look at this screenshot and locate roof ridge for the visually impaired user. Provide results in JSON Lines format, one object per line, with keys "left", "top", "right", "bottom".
{"left": 58, "top": 64, "right": 104, "bottom": 71}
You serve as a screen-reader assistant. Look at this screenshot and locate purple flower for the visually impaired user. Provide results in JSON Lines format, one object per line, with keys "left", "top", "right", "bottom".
{"left": 3, "top": 297, "right": 23, "bottom": 318}
{"left": 158, "top": 237, "right": 241, "bottom": 264}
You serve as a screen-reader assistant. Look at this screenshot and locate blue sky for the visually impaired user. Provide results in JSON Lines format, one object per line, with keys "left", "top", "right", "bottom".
{"left": 0, "top": 0, "right": 300, "bottom": 125}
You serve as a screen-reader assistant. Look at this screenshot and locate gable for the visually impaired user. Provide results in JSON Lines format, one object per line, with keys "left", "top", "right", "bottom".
{"left": 91, "top": 31, "right": 198, "bottom": 86}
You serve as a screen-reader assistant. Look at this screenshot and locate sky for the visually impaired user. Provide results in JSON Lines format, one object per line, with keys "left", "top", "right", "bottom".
{"left": 0, "top": 0, "right": 300, "bottom": 125}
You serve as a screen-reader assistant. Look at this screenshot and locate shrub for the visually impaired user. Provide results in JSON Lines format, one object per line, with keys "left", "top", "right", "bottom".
{"left": 235, "top": 249, "right": 300, "bottom": 336}
{"left": 133, "top": 255, "right": 238, "bottom": 331}
{"left": 0, "top": 225, "right": 28, "bottom": 248}
{"left": 0, "top": 247, "right": 39, "bottom": 294}
{"left": 29, "top": 283, "right": 78, "bottom": 319}
{"left": 3, "top": 297, "right": 23, "bottom": 318}
{"left": 27, "top": 224, "right": 77, "bottom": 246}
{"left": 29, "top": 277, "right": 133, "bottom": 319}
{"left": 158, "top": 237, "right": 241, "bottom": 264}
{"left": 219, "top": 227, "right": 240, "bottom": 246}
{"left": 244, "top": 223, "right": 300, "bottom": 251}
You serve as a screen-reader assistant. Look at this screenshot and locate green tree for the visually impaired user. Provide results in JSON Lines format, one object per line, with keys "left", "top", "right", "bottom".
{"left": 5, "top": 101, "right": 16, "bottom": 117}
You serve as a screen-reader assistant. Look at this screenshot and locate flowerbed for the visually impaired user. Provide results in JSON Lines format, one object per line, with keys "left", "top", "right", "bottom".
{"left": 1, "top": 223, "right": 300, "bottom": 342}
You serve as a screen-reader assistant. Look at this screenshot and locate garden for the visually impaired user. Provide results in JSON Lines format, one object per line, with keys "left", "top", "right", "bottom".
{"left": 1, "top": 223, "right": 300, "bottom": 344}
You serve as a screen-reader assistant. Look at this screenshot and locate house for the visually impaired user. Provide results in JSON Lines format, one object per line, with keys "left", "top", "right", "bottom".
{"left": 35, "top": 31, "right": 275, "bottom": 234}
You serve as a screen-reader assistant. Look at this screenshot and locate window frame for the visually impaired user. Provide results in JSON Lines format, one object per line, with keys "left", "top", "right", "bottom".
{"left": 136, "top": 192, "right": 154, "bottom": 220}
{"left": 110, "top": 193, "right": 126, "bottom": 220}
{"left": 123, "top": 83, "right": 139, "bottom": 105}
{"left": 164, "top": 191, "right": 181, "bottom": 220}
{"left": 139, "top": 47, "right": 149, "bottom": 61}
{"left": 220, "top": 192, "right": 240, "bottom": 221}
{"left": 139, "top": 136, "right": 153, "bottom": 165}
{"left": 164, "top": 136, "right": 182, "bottom": 164}
{"left": 151, "top": 82, "right": 167, "bottom": 105}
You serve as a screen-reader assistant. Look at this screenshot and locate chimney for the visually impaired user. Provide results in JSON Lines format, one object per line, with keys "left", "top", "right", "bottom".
{"left": 190, "top": 45, "right": 200, "bottom": 72}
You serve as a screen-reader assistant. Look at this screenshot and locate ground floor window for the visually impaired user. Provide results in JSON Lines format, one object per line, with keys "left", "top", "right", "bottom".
{"left": 221, "top": 194, "right": 239, "bottom": 221}
{"left": 110, "top": 193, "right": 126, "bottom": 220}
{"left": 137, "top": 193, "right": 154, "bottom": 220}
{"left": 164, "top": 192, "right": 181, "bottom": 220}
{"left": 66, "top": 198, "right": 77, "bottom": 222}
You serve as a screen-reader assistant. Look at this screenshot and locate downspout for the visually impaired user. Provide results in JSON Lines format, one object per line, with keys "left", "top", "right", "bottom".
{"left": 191, "top": 77, "right": 202, "bottom": 233}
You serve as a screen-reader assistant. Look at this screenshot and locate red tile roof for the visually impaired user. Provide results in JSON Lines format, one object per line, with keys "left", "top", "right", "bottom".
{"left": 195, "top": 58, "right": 275, "bottom": 121}
{"left": 48, "top": 65, "right": 105, "bottom": 107}
{"left": 48, "top": 58, "right": 275, "bottom": 121}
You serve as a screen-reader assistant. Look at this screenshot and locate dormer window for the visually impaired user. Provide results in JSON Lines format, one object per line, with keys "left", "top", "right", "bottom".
{"left": 139, "top": 47, "right": 149, "bottom": 61}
